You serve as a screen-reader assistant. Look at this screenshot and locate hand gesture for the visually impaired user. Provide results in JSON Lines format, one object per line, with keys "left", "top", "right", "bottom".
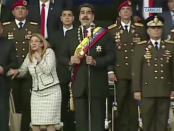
{"left": 33, "top": 52, "right": 41, "bottom": 63}
{"left": 7, "top": 68, "right": 19, "bottom": 79}
{"left": 108, "top": 73, "right": 117, "bottom": 82}
{"left": 86, "top": 55, "right": 96, "bottom": 65}
{"left": 70, "top": 56, "right": 80, "bottom": 65}
{"left": 134, "top": 92, "right": 141, "bottom": 101}
{"left": 0, "top": 66, "right": 4, "bottom": 75}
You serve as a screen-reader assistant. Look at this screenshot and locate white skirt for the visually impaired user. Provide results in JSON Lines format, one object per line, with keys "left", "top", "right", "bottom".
{"left": 31, "top": 84, "right": 61, "bottom": 125}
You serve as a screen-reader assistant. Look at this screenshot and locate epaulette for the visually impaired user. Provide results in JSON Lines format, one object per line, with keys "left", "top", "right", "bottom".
{"left": 164, "top": 40, "right": 174, "bottom": 44}
{"left": 134, "top": 22, "right": 144, "bottom": 27}
{"left": 170, "top": 29, "right": 174, "bottom": 33}
{"left": 137, "top": 40, "right": 147, "bottom": 45}
{"left": 30, "top": 22, "right": 38, "bottom": 25}
{"left": 108, "top": 24, "right": 117, "bottom": 30}
{"left": 2, "top": 22, "right": 11, "bottom": 26}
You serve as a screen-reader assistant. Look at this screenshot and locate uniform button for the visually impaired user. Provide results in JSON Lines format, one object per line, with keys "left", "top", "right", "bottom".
{"left": 145, "top": 82, "right": 148, "bottom": 85}
{"left": 22, "top": 55, "right": 25, "bottom": 58}
{"left": 125, "top": 62, "right": 128, "bottom": 66}
{"left": 15, "top": 42, "right": 18, "bottom": 44}
{"left": 131, "top": 49, "right": 134, "bottom": 52}
{"left": 161, "top": 70, "right": 164, "bottom": 73}
{"left": 130, "top": 43, "right": 134, "bottom": 45}
{"left": 160, "top": 58, "right": 163, "bottom": 61}
{"left": 16, "top": 48, "right": 18, "bottom": 51}
{"left": 154, "top": 77, "right": 158, "bottom": 79}
{"left": 154, "top": 64, "right": 158, "bottom": 67}
{"left": 117, "top": 46, "right": 121, "bottom": 49}
{"left": 116, "top": 64, "right": 120, "bottom": 67}
{"left": 23, "top": 41, "right": 26, "bottom": 44}
{"left": 124, "top": 50, "right": 128, "bottom": 52}
{"left": 161, "top": 64, "right": 164, "bottom": 67}
{"left": 124, "top": 44, "right": 127, "bottom": 46}
{"left": 16, "top": 55, "right": 19, "bottom": 58}
{"left": 161, "top": 76, "right": 164, "bottom": 79}
{"left": 22, "top": 48, "right": 25, "bottom": 51}
{"left": 125, "top": 56, "right": 128, "bottom": 59}
{"left": 154, "top": 70, "right": 158, "bottom": 73}
{"left": 154, "top": 58, "right": 158, "bottom": 61}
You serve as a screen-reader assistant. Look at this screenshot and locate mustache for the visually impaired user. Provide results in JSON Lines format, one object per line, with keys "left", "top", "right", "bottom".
{"left": 82, "top": 16, "right": 89, "bottom": 20}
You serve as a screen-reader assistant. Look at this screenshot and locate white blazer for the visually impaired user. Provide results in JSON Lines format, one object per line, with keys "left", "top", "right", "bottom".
{"left": 18, "top": 48, "right": 59, "bottom": 91}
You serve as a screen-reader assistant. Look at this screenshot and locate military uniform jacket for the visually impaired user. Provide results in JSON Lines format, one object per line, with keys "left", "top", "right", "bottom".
{"left": 132, "top": 40, "right": 174, "bottom": 97}
{"left": 108, "top": 21, "right": 146, "bottom": 79}
{"left": 2, "top": 20, "right": 40, "bottom": 65}
{"left": 61, "top": 27, "right": 116, "bottom": 98}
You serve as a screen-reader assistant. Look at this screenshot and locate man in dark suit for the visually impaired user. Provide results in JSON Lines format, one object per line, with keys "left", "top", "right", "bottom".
{"left": 28, "top": 0, "right": 60, "bottom": 44}
{"left": 51, "top": 8, "right": 75, "bottom": 131}
{"left": 108, "top": 1, "right": 147, "bottom": 131}
{"left": 61, "top": 3, "right": 115, "bottom": 131}
{"left": 161, "top": 0, "right": 174, "bottom": 39}
{"left": 0, "top": 22, "right": 18, "bottom": 131}
{"left": 2, "top": 0, "right": 40, "bottom": 130}
{"left": 132, "top": 15, "right": 174, "bottom": 131}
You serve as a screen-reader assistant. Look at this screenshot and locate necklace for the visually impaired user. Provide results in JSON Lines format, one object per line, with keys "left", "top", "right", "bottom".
{"left": 78, "top": 26, "right": 82, "bottom": 43}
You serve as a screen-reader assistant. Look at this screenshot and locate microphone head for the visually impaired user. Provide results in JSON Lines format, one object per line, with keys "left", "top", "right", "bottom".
{"left": 90, "top": 23, "right": 95, "bottom": 29}
{"left": 82, "top": 24, "right": 87, "bottom": 28}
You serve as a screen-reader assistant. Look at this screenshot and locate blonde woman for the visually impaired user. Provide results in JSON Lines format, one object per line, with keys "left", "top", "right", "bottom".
{"left": 8, "top": 33, "right": 61, "bottom": 131}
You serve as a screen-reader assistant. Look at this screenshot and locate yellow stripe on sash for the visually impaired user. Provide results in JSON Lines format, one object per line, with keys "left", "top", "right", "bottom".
{"left": 74, "top": 27, "right": 101, "bottom": 57}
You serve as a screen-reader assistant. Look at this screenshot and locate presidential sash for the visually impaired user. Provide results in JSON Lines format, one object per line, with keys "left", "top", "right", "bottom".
{"left": 72, "top": 27, "right": 108, "bottom": 82}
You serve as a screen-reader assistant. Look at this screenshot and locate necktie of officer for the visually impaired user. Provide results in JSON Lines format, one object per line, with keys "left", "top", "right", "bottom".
{"left": 124, "top": 25, "right": 128, "bottom": 32}
{"left": 19, "top": 22, "right": 23, "bottom": 29}
{"left": 154, "top": 41, "right": 159, "bottom": 51}
{"left": 41, "top": 3, "right": 45, "bottom": 37}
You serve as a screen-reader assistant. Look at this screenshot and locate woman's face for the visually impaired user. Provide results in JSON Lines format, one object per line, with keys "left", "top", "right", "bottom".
{"left": 29, "top": 36, "right": 43, "bottom": 52}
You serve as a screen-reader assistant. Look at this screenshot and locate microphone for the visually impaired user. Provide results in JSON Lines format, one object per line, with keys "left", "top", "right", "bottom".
{"left": 90, "top": 24, "right": 95, "bottom": 38}
{"left": 82, "top": 24, "right": 87, "bottom": 39}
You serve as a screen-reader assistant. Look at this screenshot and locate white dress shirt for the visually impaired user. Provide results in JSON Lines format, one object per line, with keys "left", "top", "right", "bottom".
{"left": 15, "top": 19, "right": 26, "bottom": 28}
{"left": 151, "top": 39, "right": 161, "bottom": 50}
{"left": 121, "top": 21, "right": 131, "bottom": 32}
{"left": 63, "top": 25, "right": 73, "bottom": 36}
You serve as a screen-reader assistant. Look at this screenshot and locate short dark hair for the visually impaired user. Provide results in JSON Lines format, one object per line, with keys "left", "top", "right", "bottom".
{"left": 79, "top": 3, "right": 95, "bottom": 14}
{"left": 61, "top": 8, "right": 74, "bottom": 15}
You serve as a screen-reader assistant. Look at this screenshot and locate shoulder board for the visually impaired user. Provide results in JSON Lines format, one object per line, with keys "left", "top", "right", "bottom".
{"left": 171, "top": 29, "right": 174, "bottom": 33}
{"left": 2, "top": 22, "right": 11, "bottom": 26}
{"left": 30, "top": 22, "right": 38, "bottom": 25}
{"left": 108, "top": 24, "right": 117, "bottom": 30}
{"left": 134, "top": 23, "right": 144, "bottom": 27}
{"left": 164, "top": 40, "right": 174, "bottom": 44}
{"left": 137, "top": 40, "right": 147, "bottom": 45}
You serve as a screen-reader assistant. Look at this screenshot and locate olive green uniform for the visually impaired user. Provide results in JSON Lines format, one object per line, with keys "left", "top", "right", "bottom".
{"left": 108, "top": 20, "right": 146, "bottom": 131}
{"left": 2, "top": 21, "right": 40, "bottom": 131}
{"left": 132, "top": 40, "right": 174, "bottom": 131}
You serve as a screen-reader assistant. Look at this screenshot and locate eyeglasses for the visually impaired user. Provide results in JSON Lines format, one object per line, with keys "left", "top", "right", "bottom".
{"left": 29, "top": 40, "right": 42, "bottom": 44}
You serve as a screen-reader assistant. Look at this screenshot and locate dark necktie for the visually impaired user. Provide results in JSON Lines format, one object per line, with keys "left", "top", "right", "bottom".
{"left": 124, "top": 25, "right": 128, "bottom": 32}
{"left": 85, "top": 29, "right": 88, "bottom": 37}
{"left": 19, "top": 22, "right": 23, "bottom": 29}
{"left": 41, "top": 3, "right": 45, "bottom": 37}
{"left": 154, "top": 41, "right": 159, "bottom": 51}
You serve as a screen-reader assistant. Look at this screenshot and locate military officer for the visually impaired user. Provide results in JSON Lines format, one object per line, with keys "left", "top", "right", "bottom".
{"left": 108, "top": 1, "right": 147, "bottom": 131}
{"left": 2, "top": 0, "right": 40, "bottom": 131}
{"left": 132, "top": 15, "right": 174, "bottom": 131}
